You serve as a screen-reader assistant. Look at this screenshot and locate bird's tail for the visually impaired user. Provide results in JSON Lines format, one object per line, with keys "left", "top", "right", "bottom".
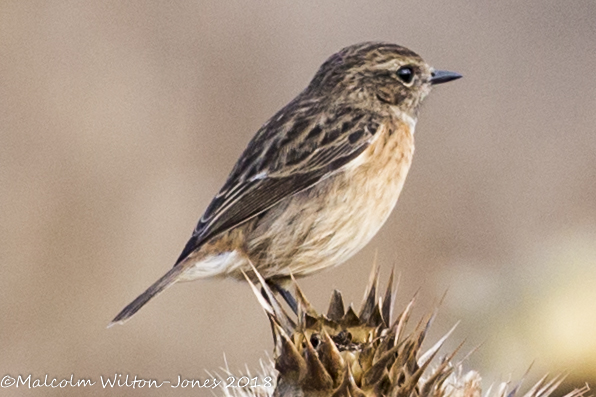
{"left": 108, "top": 264, "right": 187, "bottom": 327}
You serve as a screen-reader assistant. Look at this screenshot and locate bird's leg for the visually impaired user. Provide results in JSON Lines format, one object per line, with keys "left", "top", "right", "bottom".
{"left": 260, "top": 286, "right": 271, "bottom": 306}
{"left": 267, "top": 280, "right": 298, "bottom": 315}
{"left": 259, "top": 284, "right": 298, "bottom": 314}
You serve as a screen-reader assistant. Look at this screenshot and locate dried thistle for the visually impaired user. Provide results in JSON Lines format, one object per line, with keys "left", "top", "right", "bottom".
{"left": 229, "top": 264, "right": 590, "bottom": 397}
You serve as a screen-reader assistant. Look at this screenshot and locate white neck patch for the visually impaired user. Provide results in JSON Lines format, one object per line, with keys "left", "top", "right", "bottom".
{"left": 390, "top": 106, "right": 417, "bottom": 133}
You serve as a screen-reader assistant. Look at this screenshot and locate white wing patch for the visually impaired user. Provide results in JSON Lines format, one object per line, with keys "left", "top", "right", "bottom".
{"left": 249, "top": 171, "right": 268, "bottom": 181}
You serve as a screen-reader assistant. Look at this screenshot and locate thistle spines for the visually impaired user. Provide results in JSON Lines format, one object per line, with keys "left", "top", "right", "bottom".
{"left": 242, "top": 265, "right": 590, "bottom": 397}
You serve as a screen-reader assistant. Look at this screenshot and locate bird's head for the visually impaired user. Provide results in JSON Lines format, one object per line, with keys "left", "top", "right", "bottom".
{"left": 307, "top": 42, "right": 461, "bottom": 119}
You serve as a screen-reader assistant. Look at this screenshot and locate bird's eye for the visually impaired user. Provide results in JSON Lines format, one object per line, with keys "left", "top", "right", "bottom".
{"left": 396, "top": 66, "right": 414, "bottom": 84}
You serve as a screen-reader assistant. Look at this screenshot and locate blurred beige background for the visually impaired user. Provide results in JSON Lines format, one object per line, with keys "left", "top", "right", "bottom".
{"left": 1, "top": 1, "right": 595, "bottom": 396}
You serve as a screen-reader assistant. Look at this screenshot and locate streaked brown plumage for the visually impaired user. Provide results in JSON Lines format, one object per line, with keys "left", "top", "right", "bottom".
{"left": 110, "top": 42, "right": 461, "bottom": 326}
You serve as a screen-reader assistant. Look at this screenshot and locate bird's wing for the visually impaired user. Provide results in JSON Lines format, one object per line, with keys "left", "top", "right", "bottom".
{"left": 175, "top": 104, "right": 382, "bottom": 264}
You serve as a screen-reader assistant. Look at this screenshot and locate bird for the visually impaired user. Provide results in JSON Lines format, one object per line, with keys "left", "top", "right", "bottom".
{"left": 110, "top": 41, "right": 461, "bottom": 326}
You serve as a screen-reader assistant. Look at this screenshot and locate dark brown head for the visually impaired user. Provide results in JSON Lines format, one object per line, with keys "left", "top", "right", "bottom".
{"left": 306, "top": 42, "right": 461, "bottom": 119}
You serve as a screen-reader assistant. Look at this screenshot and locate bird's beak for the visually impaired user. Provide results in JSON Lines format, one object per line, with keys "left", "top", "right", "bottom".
{"left": 430, "top": 70, "right": 462, "bottom": 85}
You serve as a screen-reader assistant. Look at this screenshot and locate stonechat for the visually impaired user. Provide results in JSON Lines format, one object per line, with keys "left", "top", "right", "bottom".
{"left": 110, "top": 41, "right": 461, "bottom": 325}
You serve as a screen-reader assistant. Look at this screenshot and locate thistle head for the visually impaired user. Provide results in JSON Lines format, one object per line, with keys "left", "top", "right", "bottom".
{"left": 242, "top": 265, "right": 590, "bottom": 397}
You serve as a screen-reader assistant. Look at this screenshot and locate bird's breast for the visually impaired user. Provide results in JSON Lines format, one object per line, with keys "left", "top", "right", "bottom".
{"left": 333, "top": 120, "right": 415, "bottom": 253}
{"left": 246, "top": 120, "right": 415, "bottom": 278}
